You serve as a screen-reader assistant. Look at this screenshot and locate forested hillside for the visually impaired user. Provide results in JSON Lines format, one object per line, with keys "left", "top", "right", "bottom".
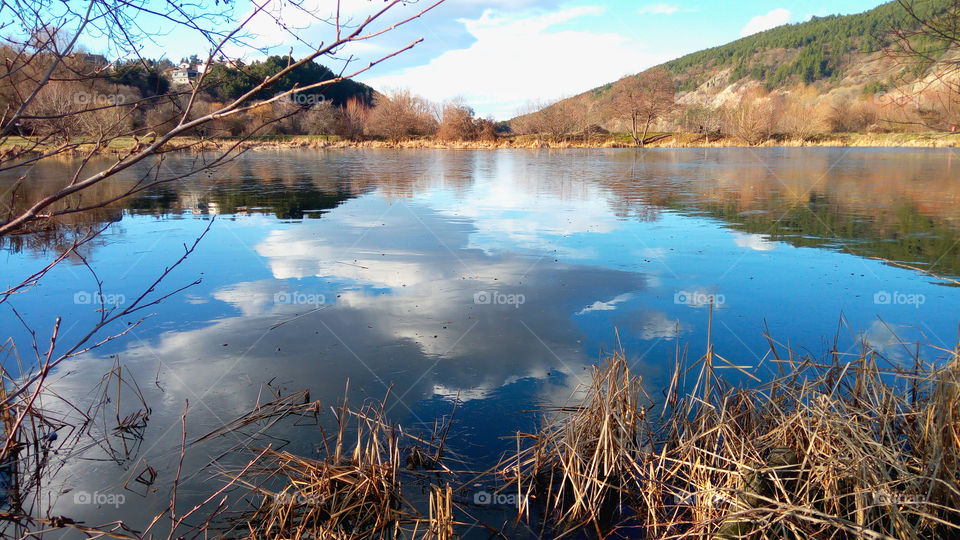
{"left": 516, "top": 0, "right": 959, "bottom": 137}
{"left": 667, "top": 0, "right": 953, "bottom": 90}
{"left": 203, "top": 56, "right": 373, "bottom": 106}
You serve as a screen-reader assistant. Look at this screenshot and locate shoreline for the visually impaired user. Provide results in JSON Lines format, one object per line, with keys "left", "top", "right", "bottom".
{"left": 5, "top": 131, "right": 958, "bottom": 157}
{"left": 231, "top": 131, "right": 960, "bottom": 151}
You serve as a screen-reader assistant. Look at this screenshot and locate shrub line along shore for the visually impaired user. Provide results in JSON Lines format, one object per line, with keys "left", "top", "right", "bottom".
{"left": 5, "top": 131, "right": 958, "bottom": 157}
{"left": 240, "top": 132, "right": 959, "bottom": 150}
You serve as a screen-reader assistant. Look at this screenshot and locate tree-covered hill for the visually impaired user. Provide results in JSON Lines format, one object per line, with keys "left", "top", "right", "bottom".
{"left": 666, "top": 0, "right": 953, "bottom": 91}
{"left": 518, "top": 0, "right": 957, "bottom": 128}
{"left": 204, "top": 56, "right": 374, "bottom": 106}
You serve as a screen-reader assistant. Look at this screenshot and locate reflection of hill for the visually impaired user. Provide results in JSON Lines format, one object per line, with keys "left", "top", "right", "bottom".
{"left": 594, "top": 150, "right": 960, "bottom": 277}
{"left": 693, "top": 197, "right": 960, "bottom": 277}
{"left": 4, "top": 150, "right": 959, "bottom": 276}
{"left": 0, "top": 154, "right": 368, "bottom": 253}
{"left": 143, "top": 180, "right": 357, "bottom": 220}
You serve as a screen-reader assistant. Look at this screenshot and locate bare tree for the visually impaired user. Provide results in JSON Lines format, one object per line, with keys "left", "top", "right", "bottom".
{"left": 0, "top": 1, "right": 444, "bottom": 235}
{"left": 342, "top": 97, "right": 370, "bottom": 140}
{"left": 542, "top": 97, "right": 586, "bottom": 140}
{"left": 0, "top": 0, "right": 445, "bottom": 536}
{"left": 511, "top": 101, "right": 546, "bottom": 137}
{"left": 886, "top": 1, "right": 960, "bottom": 131}
{"left": 304, "top": 100, "right": 343, "bottom": 136}
{"left": 724, "top": 87, "right": 781, "bottom": 145}
{"left": 438, "top": 98, "right": 479, "bottom": 141}
{"left": 365, "top": 88, "right": 438, "bottom": 141}
{"left": 609, "top": 67, "right": 676, "bottom": 147}
{"left": 510, "top": 98, "right": 584, "bottom": 141}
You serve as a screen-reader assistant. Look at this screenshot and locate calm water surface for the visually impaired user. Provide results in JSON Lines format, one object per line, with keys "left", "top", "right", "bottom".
{"left": 2, "top": 148, "right": 958, "bottom": 535}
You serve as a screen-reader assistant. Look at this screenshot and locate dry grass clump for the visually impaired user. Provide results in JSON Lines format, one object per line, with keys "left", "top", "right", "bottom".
{"left": 503, "top": 351, "right": 651, "bottom": 536}
{"left": 231, "top": 395, "right": 404, "bottom": 539}
{"left": 223, "top": 387, "right": 461, "bottom": 540}
{"left": 423, "top": 484, "right": 454, "bottom": 540}
{"left": 505, "top": 334, "right": 960, "bottom": 539}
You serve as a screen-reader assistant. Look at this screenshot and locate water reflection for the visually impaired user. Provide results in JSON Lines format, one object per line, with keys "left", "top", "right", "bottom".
{"left": 1, "top": 148, "right": 959, "bottom": 533}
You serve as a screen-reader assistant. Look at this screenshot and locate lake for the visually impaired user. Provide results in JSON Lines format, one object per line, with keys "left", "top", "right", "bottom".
{"left": 2, "top": 147, "right": 958, "bottom": 536}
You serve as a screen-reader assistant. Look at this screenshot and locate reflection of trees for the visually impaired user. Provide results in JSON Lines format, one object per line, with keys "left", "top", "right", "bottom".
{"left": 202, "top": 179, "right": 356, "bottom": 219}
{"left": 596, "top": 150, "right": 960, "bottom": 276}
{"left": 6, "top": 150, "right": 960, "bottom": 275}
{"left": 0, "top": 158, "right": 367, "bottom": 252}
{"left": 0, "top": 223, "right": 111, "bottom": 255}
{"left": 695, "top": 195, "right": 960, "bottom": 275}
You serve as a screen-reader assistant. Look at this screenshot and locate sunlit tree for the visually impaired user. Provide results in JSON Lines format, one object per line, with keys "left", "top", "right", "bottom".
{"left": 609, "top": 67, "right": 676, "bottom": 147}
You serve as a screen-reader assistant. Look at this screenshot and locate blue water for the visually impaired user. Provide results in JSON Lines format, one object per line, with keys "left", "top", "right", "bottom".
{"left": 1, "top": 147, "right": 958, "bottom": 534}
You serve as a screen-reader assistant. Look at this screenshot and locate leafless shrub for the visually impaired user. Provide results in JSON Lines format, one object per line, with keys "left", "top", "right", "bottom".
{"left": 828, "top": 97, "right": 878, "bottom": 132}
{"left": 724, "top": 88, "right": 780, "bottom": 144}
{"left": 341, "top": 98, "right": 370, "bottom": 140}
{"left": 437, "top": 99, "right": 478, "bottom": 141}
{"left": 775, "top": 86, "right": 826, "bottom": 140}
{"left": 304, "top": 101, "right": 343, "bottom": 136}
{"left": 365, "top": 89, "right": 438, "bottom": 141}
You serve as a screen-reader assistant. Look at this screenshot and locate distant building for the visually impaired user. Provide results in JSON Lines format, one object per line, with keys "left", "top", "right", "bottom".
{"left": 69, "top": 53, "right": 109, "bottom": 68}
{"left": 169, "top": 64, "right": 199, "bottom": 85}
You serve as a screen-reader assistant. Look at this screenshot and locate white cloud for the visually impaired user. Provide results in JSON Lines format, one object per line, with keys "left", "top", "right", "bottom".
{"left": 577, "top": 293, "right": 635, "bottom": 315}
{"left": 634, "top": 311, "right": 680, "bottom": 340}
{"left": 637, "top": 3, "right": 682, "bottom": 15}
{"left": 733, "top": 233, "right": 777, "bottom": 252}
{"left": 740, "top": 8, "right": 792, "bottom": 37}
{"left": 361, "top": 6, "right": 671, "bottom": 119}
{"left": 221, "top": 0, "right": 428, "bottom": 60}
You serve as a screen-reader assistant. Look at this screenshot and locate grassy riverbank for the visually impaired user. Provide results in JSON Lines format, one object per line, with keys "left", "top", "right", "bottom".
{"left": 3, "top": 131, "right": 958, "bottom": 157}
{"left": 208, "top": 131, "right": 960, "bottom": 150}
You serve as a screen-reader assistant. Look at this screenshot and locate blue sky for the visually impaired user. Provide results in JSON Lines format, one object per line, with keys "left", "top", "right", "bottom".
{"left": 81, "top": 0, "right": 888, "bottom": 119}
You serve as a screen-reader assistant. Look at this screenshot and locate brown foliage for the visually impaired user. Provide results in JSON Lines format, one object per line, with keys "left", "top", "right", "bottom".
{"left": 437, "top": 100, "right": 478, "bottom": 141}
{"left": 827, "top": 96, "right": 878, "bottom": 132}
{"left": 724, "top": 87, "right": 780, "bottom": 144}
{"left": 365, "top": 89, "right": 437, "bottom": 141}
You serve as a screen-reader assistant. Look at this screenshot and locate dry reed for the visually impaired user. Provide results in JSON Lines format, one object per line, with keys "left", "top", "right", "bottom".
{"left": 504, "top": 333, "right": 960, "bottom": 539}
{"left": 229, "top": 393, "right": 404, "bottom": 539}
{"left": 223, "top": 386, "right": 460, "bottom": 540}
